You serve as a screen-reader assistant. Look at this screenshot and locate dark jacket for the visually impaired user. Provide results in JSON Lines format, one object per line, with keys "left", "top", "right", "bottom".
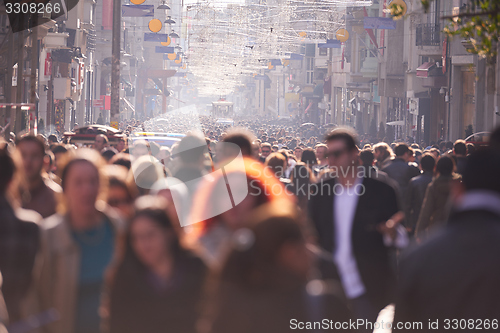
{"left": 382, "top": 158, "right": 420, "bottom": 210}
{"left": 308, "top": 177, "right": 400, "bottom": 311}
{"left": 406, "top": 171, "right": 434, "bottom": 232}
{"left": 0, "top": 197, "right": 41, "bottom": 323}
{"left": 109, "top": 253, "right": 207, "bottom": 333}
{"left": 394, "top": 205, "right": 500, "bottom": 332}
{"left": 415, "top": 175, "right": 456, "bottom": 238}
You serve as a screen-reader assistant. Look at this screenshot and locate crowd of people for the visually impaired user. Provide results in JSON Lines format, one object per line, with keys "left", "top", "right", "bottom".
{"left": 1, "top": 115, "right": 500, "bottom": 333}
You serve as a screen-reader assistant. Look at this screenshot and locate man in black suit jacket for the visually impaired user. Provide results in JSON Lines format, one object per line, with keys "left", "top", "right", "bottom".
{"left": 309, "top": 128, "right": 407, "bottom": 332}
{"left": 394, "top": 148, "right": 500, "bottom": 332}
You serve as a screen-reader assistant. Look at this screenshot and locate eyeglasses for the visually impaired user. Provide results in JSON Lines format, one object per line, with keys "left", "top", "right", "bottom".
{"left": 326, "top": 148, "right": 347, "bottom": 159}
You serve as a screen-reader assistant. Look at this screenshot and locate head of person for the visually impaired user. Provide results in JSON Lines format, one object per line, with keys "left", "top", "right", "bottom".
{"left": 110, "top": 152, "right": 132, "bottom": 170}
{"left": 219, "top": 202, "right": 310, "bottom": 290}
{"left": 190, "top": 157, "right": 293, "bottom": 235}
{"left": 222, "top": 129, "right": 255, "bottom": 159}
{"left": 156, "top": 147, "right": 172, "bottom": 167}
{"left": 129, "top": 155, "right": 165, "bottom": 196}
{"left": 94, "top": 134, "right": 109, "bottom": 152}
{"left": 260, "top": 142, "right": 272, "bottom": 159}
{"left": 420, "top": 153, "right": 436, "bottom": 173}
{"left": 48, "top": 134, "right": 59, "bottom": 145}
{"left": 294, "top": 146, "right": 303, "bottom": 159}
{"left": 429, "top": 147, "right": 440, "bottom": 159}
{"left": 59, "top": 148, "right": 107, "bottom": 217}
{"left": 315, "top": 144, "right": 328, "bottom": 161}
{"left": 462, "top": 147, "right": 500, "bottom": 195}
{"left": 176, "top": 134, "right": 207, "bottom": 167}
{"left": 453, "top": 139, "right": 467, "bottom": 157}
{"left": 0, "top": 142, "right": 16, "bottom": 197}
{"left": 436, "top": 155, "right": 454, "bottom": 177}
{"left": 300, "top": 148, "right": 317, "bottom": 167}
{"left": 394, "top": 143, "right": 412, "bottom": 162}
{"left": 466, "top": 143, "right": 476, "bottom": 155}
{"left": 16, "top": 135, "right": 46, "bottom": 183}
{"left": 131, "top": 139, "right": 151, "bottom": 159}
{"left": 104, "top": 165, "right": 137, "bottom": 220}
{"left": 373, "top": 142, "right": 393, "bottom": 162}
{"left": 115, "top": 136, "right": 127, "bottom": 152}
{"left": 265, "top": 153, "right": 287, "bottom": 179}
{"left": 51, "top": 144, "right": 68, "bottom": 176}
{"left": 101, "top": 147, "right": 118, "bottom": 163}
{"left": 325, "top": 128, "right": 359, "bottom": 171}
{"left": 358, "top": 148, "right": 374, "bottom": 168}
{"left": 123, "top": 196, "right": 183, "bottom": 271}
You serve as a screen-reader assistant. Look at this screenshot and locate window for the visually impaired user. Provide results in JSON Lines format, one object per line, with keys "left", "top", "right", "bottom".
{"left": 306, "top": 57, "right": 315, "bottom": 84}
{"left": 319, "top": 47, "right": 327, "bottom": 56}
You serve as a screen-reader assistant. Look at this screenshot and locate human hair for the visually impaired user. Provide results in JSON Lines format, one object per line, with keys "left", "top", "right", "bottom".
{"left": 96, "top": 133, "right": 109, "bottom": 144}
{"left": 420, "top": 154, "right": 436, "bottom": 172}
{"left": 373, "top": 142, "right": 393, "bottom": 159}
{"left": 325, "top": 127, "right": 358, "bottom": 151}
{"left": 104, "top": 165, "right": 138, "bottom": 202}
{"left": 0, "top": 142, "right": 15, "bottom": 194}
{"left": 58, "top": 148, "right": 108, "bottom": 213}
{"left": 453, "top": 139, "right": 467, "bottom": 156}
{"left": 51, "top": 144, "right": 68, "bottom": 155}
{"left": 16, "top": 135, "right": 46, "bottom": 156}
{"left": 223, "top": 129, "right": 255, "bottom": 157}
{"left": 101, "top": 147, "right": 118, "bottom": 162}
{"left": 436, "top": 155, "right": 454, "bottom": 177}
{"left": 466, "top": 143, "right": 476, "bottom": 155}
{"left": 110, "top": 152, "right": 132, "bottom": 170}
{"left": 359, "top": 148, "right": 374, "bottom": 167}
{"left": 462, "top": 148, "right": 500, "bottom": 194}
{"left": 265, "top": 153, "right": 287, "bottom": 178}
{"left": 261, "top": 142, "right": 271, "bottom": 149}
{"left": 176, "top": 135, "right": 207, "bottom": 164}
{"left": 300, "top": 148, "right": 317, "bottom": 166}
{"left": 394, "top": 143, "right": 410, "bottom": 157}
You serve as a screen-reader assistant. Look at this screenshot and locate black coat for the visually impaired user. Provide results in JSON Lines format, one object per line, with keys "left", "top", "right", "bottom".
{"left": 394, "top": 209, "right": 500, "bottom": 332}
{"left": 308, "top": 177, "right": 400, "bottom": 311}
{"left": 109, "top": 254, "right": 207, "bottom": 333}
{"left": 406, "top": 171, "right": 434, "bottom": 232}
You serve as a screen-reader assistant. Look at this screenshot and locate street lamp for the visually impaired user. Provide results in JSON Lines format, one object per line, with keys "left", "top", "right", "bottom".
{"left": 157, "top": 2, "right": 170, "bottom": 10}
{"left": 164, "top": 16, "right": 176, "bottom": 24}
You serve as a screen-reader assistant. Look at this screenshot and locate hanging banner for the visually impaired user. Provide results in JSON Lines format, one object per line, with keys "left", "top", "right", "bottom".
{"left": 363, "top": 17, "right": 396, "bottom": 30}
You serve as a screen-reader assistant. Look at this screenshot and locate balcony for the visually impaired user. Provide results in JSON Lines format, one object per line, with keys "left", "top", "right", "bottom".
{"left": 416, "top": 24, "right": 441, "bottom": 46}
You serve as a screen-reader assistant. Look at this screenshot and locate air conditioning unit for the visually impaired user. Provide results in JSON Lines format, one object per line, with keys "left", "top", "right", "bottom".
{"left": 44, "top": 32, "right": 69, "bottom": 49}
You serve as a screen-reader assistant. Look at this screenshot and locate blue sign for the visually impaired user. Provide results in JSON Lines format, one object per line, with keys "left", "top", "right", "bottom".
{"left": 363, "top": 17, "right": 396, "bottom": 30}
{"left": 156, "top": 46, "right": 175, "bottom": 53}
{"left": 318, "top": 39, "right": 341, "bottom": 48}
{"left": 144, "top": 33, "right": 170, "bottom": 42}
{"left": 122, "top": 5, "right": 154, "bottom": 17}
{"left": 270, "top": 59, "right": 282, "bottom": 66}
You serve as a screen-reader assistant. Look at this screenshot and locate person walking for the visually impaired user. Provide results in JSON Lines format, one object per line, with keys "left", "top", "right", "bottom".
{"left": 309, "top": 128, "right": 408, "bottom": 332}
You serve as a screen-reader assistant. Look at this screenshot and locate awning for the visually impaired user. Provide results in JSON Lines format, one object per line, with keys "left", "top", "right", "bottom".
{"left": 416, "top": 62, "right": 436, "bottom": 78}
{"left": 386, "top": 120, "right": 405, "bottom": 126}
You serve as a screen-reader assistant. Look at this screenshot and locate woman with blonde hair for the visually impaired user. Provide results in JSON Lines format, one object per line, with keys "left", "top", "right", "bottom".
{"left": 39, "top": 148, "right": 125, "bottom": 333}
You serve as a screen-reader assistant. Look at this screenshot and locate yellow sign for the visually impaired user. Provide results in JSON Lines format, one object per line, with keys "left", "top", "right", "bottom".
{"left": 167, "top": 53, "right": 177, "bottom": 60}
{"left": 148, "top": 19, "right": 162, "bottom": 33}
{"left": 268, "top": 62, "right": 274, "bottom": 70}
{"left": 389, "top": 0, "right": 407, "bottom": 20}
{"left": 130, "top": 0, "right": 145, "bottom": 4}
{"left": 175, "top": 56, "right": 182, "bottom": 64}
{"left": 161, "top": 37, "right": 171, "bottom": 46}
{"left": 110, "top": 121, "right": 119, "bottom": 130}
{"left": 336, "top": 29, "right": 349, "bottom": 42}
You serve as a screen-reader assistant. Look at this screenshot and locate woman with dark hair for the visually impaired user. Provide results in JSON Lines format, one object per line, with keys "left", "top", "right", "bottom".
{"left": 107, "top": 196, "right": 206, "bottom": 333}
{"left": 300, "top": 148, "right": 318, "bottom": 171}
{"left": 203, "top": 202, "right": 351, "bottom": 333}
{"left": 415, "top": 154, "right": 461, "bottom": 239}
